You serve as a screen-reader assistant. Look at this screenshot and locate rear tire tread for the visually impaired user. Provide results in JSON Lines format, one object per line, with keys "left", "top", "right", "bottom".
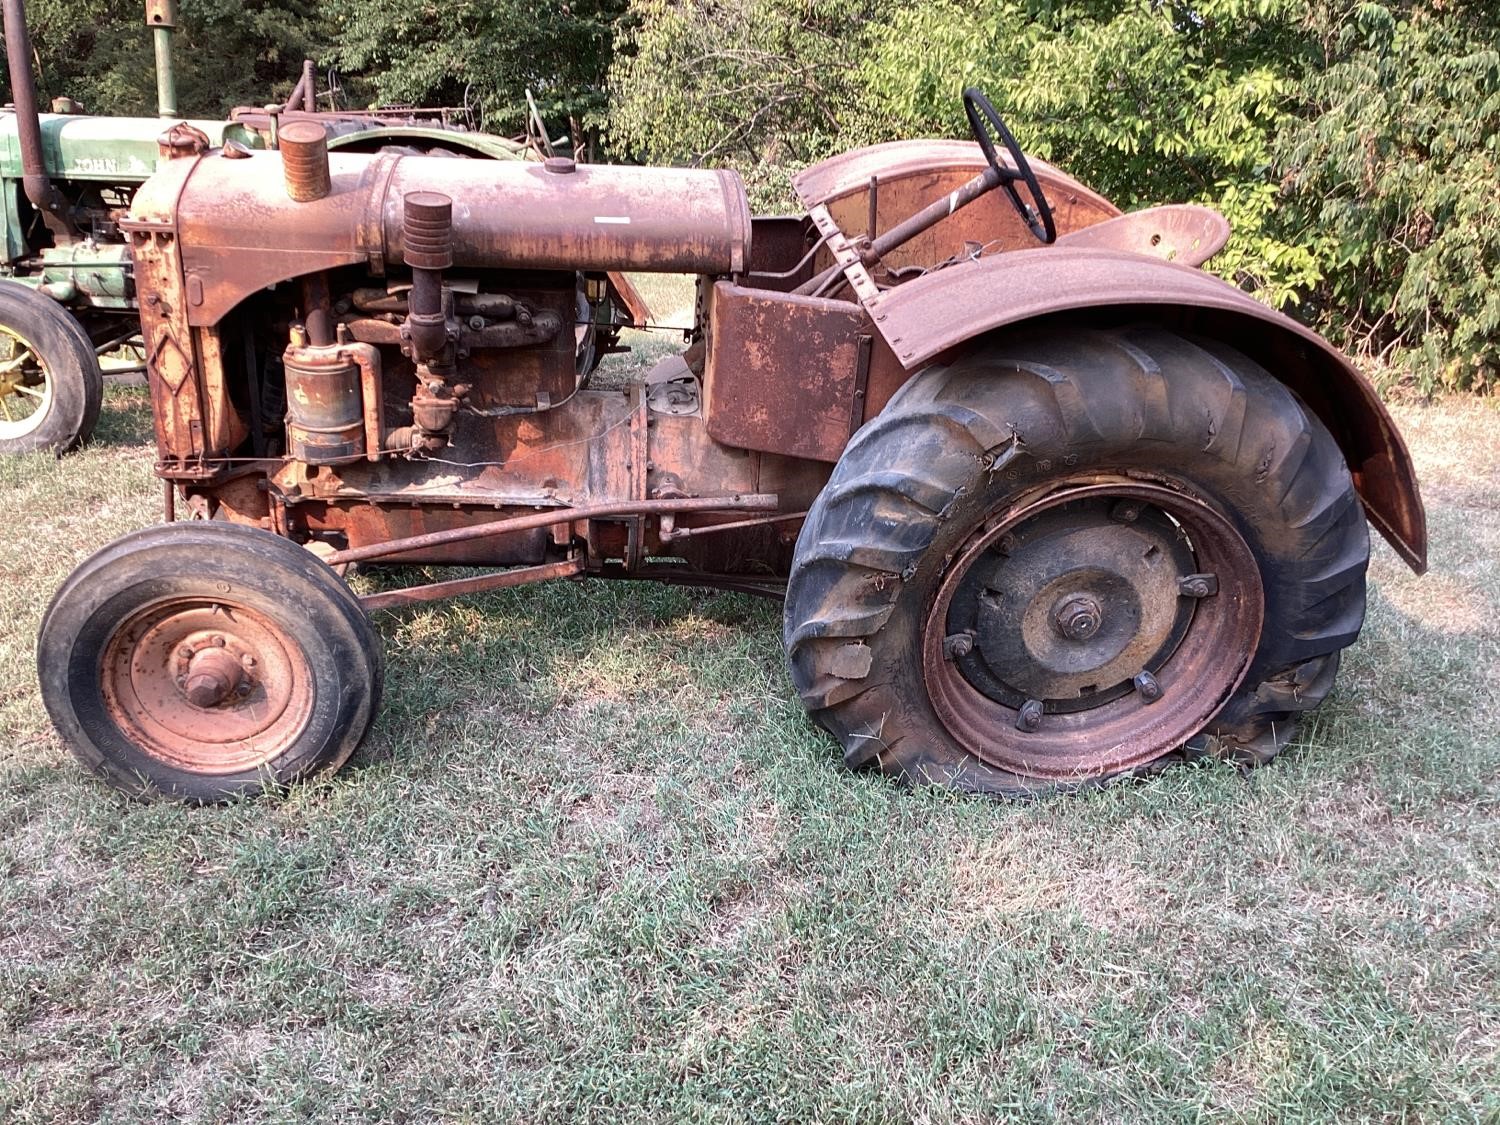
{"left": 785, "top": 323, "right": 1370, "bottom": 794}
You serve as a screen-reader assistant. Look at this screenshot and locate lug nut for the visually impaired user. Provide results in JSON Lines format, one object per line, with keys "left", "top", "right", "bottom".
{"left": 1016, "top": 699, "right": 1044, "bottom": 731}
{"left": 943, "top": 633, "right": 975, "bottom": 660}
{"left": 1111, "top": 501, "right": 1142, "bottom": 523}
{"left": 211, "top": 635, "right": 226, "bottom": 648}
{"left": 1133, "top": 670, "right": 1163, "bottom": 703}
{"left": 1178, "top": 573, "right": 1219, "bottom": 598}
{"left": 241, "top": 654, "right": 257, "bottom": 669}
{"left": 1054, "top": 594, "right": 1103, "bottom": 641}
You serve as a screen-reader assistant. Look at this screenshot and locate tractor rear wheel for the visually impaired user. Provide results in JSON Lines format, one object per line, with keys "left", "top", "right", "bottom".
{"left": 38, "top": 522, "right": 382, "bottom": 801}
{"left": 783, "top": 324, "right": 1369, "bottom": 795}
{"left": 0, "top": 282, "right": 102, "bottom": 455}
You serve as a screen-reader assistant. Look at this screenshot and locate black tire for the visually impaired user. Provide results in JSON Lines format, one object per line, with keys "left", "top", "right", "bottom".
{"left": 38, "top": 522, "right": 383, "bottom": 801}
{"left": 0, "top": 281, "right": 103, "bottom": 455}
{"left": 783, "top": 323, "right": 1370, "bottom": 796}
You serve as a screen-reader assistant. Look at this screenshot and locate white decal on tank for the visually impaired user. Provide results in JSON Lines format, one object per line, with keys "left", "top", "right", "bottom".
{"left": 593, "top": 216, "right": 631, "bottom": 224}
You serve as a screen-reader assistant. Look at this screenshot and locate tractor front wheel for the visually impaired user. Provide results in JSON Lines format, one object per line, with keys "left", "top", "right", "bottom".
{"left": 783, "top": 324, "right": 1369, "bottom": 795}
{"left": 38, "top": 522, "right": 383, "bottom": 800}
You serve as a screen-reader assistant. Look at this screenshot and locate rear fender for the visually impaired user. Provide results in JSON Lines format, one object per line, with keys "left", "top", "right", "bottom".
{"left": 794, "top": 140, "right": 1122, "bottom": 267}
{"left": 867, "top": 247, "right": 1426, "bottom": 572}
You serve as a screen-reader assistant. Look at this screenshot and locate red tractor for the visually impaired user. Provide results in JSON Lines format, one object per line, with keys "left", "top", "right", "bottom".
{"left": 36, "top": 90, "right": 1425, "bottom": 800}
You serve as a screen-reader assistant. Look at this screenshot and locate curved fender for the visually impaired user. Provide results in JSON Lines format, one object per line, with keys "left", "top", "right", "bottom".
{"left": 867, "top": 247, "right": 1427, "bottom": 572}
{"left": 324, "top": 125, "right": 529, "bottom": 160}
{"left": 793, "top": 138, "right": 1119, "bottom": 218}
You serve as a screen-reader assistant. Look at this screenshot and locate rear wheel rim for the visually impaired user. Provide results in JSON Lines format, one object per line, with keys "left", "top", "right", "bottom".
{"left": 922, "top": 479, "right": 1264, "bottom": 780}
{"left": 99, "top": 597, "right": 314, "bottom": 774}
{"left": 0, "top": 325, "right": 52, "bottom": 440}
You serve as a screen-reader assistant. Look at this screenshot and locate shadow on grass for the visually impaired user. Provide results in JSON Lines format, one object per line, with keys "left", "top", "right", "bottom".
{"left": 88, "top": 383, "right": 156, "bottom": 448}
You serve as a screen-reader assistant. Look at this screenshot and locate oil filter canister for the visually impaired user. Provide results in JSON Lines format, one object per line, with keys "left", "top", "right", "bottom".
{"left": 283, "top": 341, "right": 365, "bottom": 463}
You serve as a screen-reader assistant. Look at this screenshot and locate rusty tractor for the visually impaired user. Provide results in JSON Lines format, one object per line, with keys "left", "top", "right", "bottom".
{"left": 34, "top": 87, "right": 1426, "bottom": 800}
{"left": 0, "top": 0, "right": 564, "bottom": 455}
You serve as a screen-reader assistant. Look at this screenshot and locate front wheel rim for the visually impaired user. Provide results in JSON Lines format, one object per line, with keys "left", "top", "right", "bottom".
{"left": 99, "top": 597, "right": 315, "bottom": 775}
{"left": 0, "top": 325, "right": 53, "bottom": 440}
{"left": 922, "top": 479, "right": 1264, "bottom": 780}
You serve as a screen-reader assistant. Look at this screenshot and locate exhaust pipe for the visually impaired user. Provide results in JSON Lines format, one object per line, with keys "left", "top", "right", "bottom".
{"left": 144, "top": 0, "right": 178, "bottom": 117}
{"left": 2, "top": 0, "right": 70, "bottom": 228}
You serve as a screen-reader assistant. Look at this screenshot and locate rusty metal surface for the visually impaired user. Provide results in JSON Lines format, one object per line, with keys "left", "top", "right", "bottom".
{"left": 1053, "top": 204, "right": 1230, "bottom": 267}
{"left": 793, "top": 138, "right": 1119, "bottom": 217}
{"left": 100, "top": 596, "right": 313, "bottom": 773}
{"left": 793, "top": 139, "right": 1119, "bottom": 273}
{"left": 279, "top": 121, "right": 331, "bottom": 202}
{"left": 360, "top": 558, "right": 583, "bottom": 611}
{"left": 704, "top": 281, "right": 897, "bottom": 463}
{"left": 283, "top": 337, "right": 368, "bottom": 462}
{"left": 3, "top": 0, "right": 71, "bottom": 229}
{"left": 862, "top": 246, "right": 1428, "bottom": 572}
{"left": 922, "top": 480, "right": 1264, "bottom": 779}
{"left": 324, "top": 494, "right": 779, "bottom": 567}
{"left": 159, "top": 150, "right": 753, "bottom": 326}
{"left": 606, "top": 272, "right": 652, "bottom": 327}
{"left": 143, "top": 0, "right": 177, "bottom": 27}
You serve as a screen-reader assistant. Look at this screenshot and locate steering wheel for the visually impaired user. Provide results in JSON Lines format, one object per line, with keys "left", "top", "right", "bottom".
{"left": 963, "top": 88, "right": 1056, "bottom": 245}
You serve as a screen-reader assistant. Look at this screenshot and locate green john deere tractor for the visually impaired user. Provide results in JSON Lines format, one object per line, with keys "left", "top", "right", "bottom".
{"left": 0, "top": 0, "right": 539, "bottom": 455}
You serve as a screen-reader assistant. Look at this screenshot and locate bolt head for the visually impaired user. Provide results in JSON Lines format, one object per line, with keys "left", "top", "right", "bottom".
{"left": 1054, "top": 594, "right": 1104, "bottom": 642}
{"left": 943, "top": 633, "right": 975, "bottom": 660}
{"left": 1016, "top": 699, "right": 1044, "bottom": 731}
{"left": 1133, "top": 671, "right": 1163, "bottom": 703}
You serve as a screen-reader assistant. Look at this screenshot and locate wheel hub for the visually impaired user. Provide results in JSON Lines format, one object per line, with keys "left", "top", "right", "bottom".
{"left": 954, "top": 501, "right": 1196, "bottom": 713}
{"left": 1052, "top": 593, "right": 1103, "bottom": 641}
{"left": 100, "top": 600, "right": 312, "bottom": 774}
{"left": 922, "top": 480, "right": 1264, "bottom": 780}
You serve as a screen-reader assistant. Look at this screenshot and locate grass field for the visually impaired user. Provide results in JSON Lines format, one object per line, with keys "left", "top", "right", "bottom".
{"left": 1, "top": 321, "right": 1497, "bottom": 1120}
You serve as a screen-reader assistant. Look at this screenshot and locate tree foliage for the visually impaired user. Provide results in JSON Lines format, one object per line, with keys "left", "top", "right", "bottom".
{"left": 1277, "top": 1, "right": 1500, "bottom": 391}
{"left": 3, "top": 0, "right": 324, "bottom": 117}
{"left": 611, "top": 0, "right": 1499, "bottom": 391}
{"left": 325, "top": 0, "right": 628, "bottom": 137}
{"left": 3, "top": 0, "right": 1495, "bottom": 390}
{"left": 609, "top": 0, "right": 889, "bottom": 206}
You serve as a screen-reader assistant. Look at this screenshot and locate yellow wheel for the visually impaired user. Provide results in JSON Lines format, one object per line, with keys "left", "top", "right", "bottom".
{"left": 0, "top": 281, "right": 102, "bottom": 455}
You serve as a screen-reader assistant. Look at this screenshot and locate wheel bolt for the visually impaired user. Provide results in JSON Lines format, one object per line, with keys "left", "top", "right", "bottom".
{"left": 1134, "top": 670, "right": 1163, "bottom": 703}
{"left": 177, "top": 645, "right": 194, "bottom": 659}
{"left": 211, "top": 635, "right": 227, "bottom": 647}
{"left": 1110, "top": 501, "right": 1142, "bottom": 523}
{"left": 1016, "top": 699, "right": 1044, "bottom": 731}
{"left": 1178, "top": 573, "right": 1219, "bottom": 598}
{"left": 241, "top": 654, "right": 257, "bottom": 669}
{"left": 943, "top": 633, "right": 975, "bottom": 660}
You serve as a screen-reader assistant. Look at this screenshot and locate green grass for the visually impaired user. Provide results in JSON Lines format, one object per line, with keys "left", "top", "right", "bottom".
{"left": 2, "top": 380, "right": 1497, "bottom": 1122}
